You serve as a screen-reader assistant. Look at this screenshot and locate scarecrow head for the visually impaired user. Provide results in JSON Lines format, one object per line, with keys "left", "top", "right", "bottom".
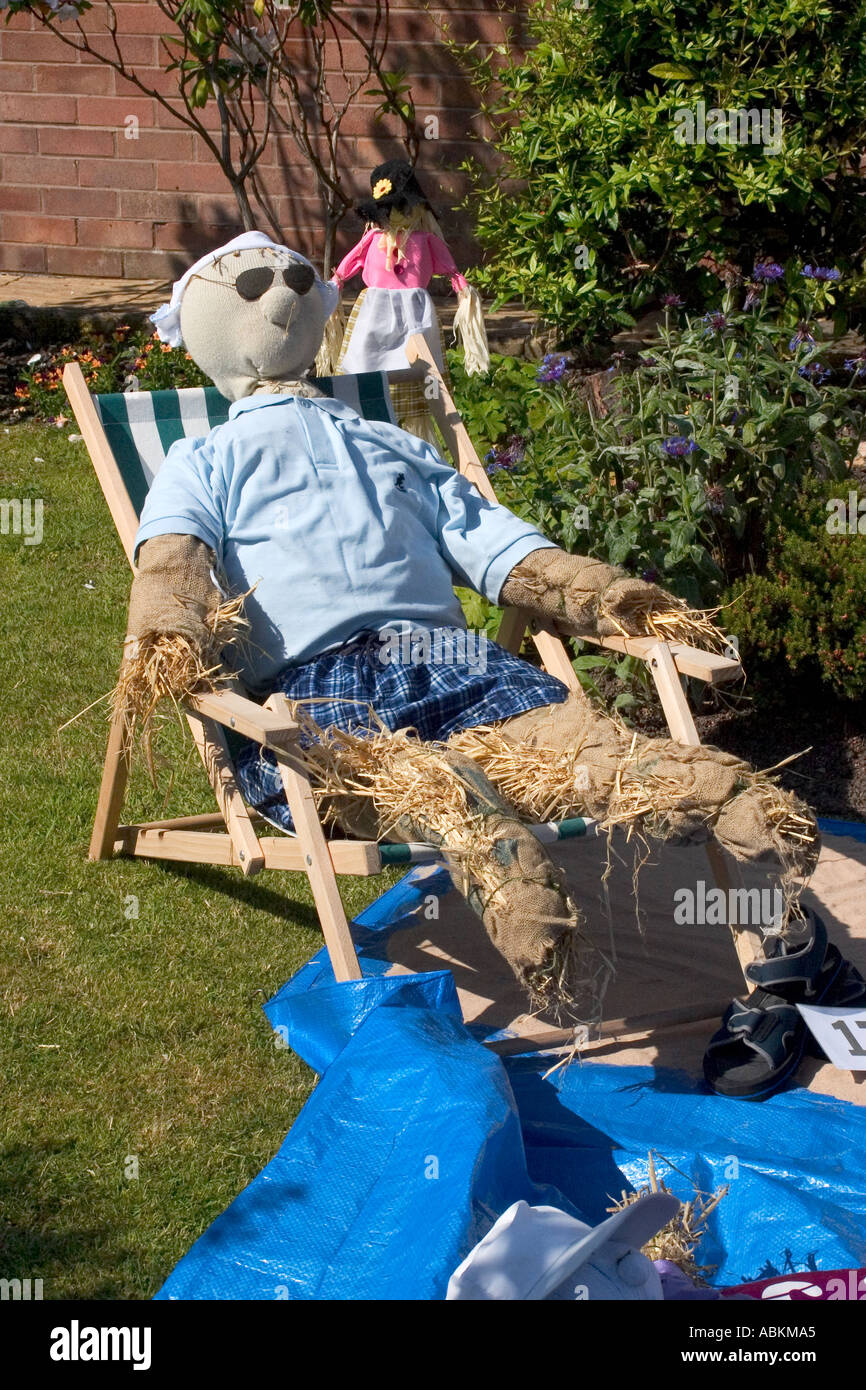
{"left": 151, "top": 232, "right": 340, "bottom": 401}
{"left": 355, "top": 159, "right": 433, "bottom": 228}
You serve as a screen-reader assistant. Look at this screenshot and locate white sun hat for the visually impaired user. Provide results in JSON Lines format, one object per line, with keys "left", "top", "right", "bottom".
{"left": 151, "top": 231, "right": 340, "bottom": 348}
{"left": 446, "top": 1194, "right": 681, "bottom": 1301}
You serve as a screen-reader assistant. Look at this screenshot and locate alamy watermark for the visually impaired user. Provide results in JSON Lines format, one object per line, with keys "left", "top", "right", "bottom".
{"left": 377, "top": 626, "right": 489, "bottom": 674}
{"left": 1, "top": 1276, "right": 43, "bottom": 1300}
{"left": 673, "top": 100, "right": 782, "bottom": 156}
{"left": 49, "top": 1322, "right": 151, "bottom": 1371}
{"left": 0, "top": 497, "right": 43, "bottom": 545}
{"left": 674, "top": 879, "right": 784, "bottom": 932}
{"left": 826, "top": 491, "right": 866, "bottom": 535}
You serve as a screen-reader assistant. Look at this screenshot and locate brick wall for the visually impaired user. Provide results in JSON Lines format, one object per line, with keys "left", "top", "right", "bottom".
{"left": 0, "top": 2, "right": 523, "bottom": 279}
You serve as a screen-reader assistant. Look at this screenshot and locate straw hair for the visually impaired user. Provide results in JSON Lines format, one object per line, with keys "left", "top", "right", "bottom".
{"left": 314, "top": 299, "right": 347, "bottom": 376}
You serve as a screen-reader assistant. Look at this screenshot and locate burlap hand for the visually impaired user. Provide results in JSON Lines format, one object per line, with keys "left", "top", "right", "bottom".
{"left": 500, "top": 546, "right": 682, "bottom": 638}
{"left": 126, "top": 534, "right": 221, "bottom": 655}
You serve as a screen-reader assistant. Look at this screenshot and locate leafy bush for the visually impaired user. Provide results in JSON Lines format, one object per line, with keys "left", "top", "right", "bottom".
{"left": 724, "top": 476, "right": 866, "bottom": 702}
{"left": 456, "top": 0, "right": 866, "bottom": 340}
{"left": 446, "top": 351, "right": 539, "bottom": 460}
{"left": 460, "top": 274, "right": 864, "bottom": 607}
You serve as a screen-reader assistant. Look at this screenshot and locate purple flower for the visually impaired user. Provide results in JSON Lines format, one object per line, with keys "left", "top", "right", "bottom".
{"left": 622, "top": 478, "right": 640, "bottom": 494}
{"left": 662, "top": 436, "right": 698, "bottom": 457}
{"left": 844, "top": 355, "right": 866, "bottom": 380}
{"left": 789, "top": 323, "right": 816, "bottom": 352}
{"left": 797, "top": 362, "right": 831, "bottom": 384}
{"left": 704, "top": 483, "right": 727, "bottom": 516}
{"left": 485, "top": 434, "right": 527, "bottom": 475}
{"left": 536, "top": 353, "right": 571, "bottom": 384}
{"left": 638, "top": 354, "right": 658, "bottom": 367}
{"left": 702, "top": 311, "right": 728, "bottom": 335}
{"left": 753, "top": 259, "right": 784, "bottom": 282}
{"left": 802, "top": 265, "right": 841, "bottom": 282}
{"left": 661, "top": 293, "right": 684, "bottom": 308}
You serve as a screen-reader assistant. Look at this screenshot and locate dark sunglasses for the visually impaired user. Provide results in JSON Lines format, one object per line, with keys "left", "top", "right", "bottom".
{"left": 234, "top": 261, "right": 316, "bottom": 301}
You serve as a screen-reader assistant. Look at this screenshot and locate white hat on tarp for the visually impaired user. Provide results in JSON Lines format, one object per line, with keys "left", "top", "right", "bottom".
{"left": 151, "top": 231, "right": 340, "bottom": 348}
{"left": 446, "top": 1193, "right": 681, "bottom": 1301}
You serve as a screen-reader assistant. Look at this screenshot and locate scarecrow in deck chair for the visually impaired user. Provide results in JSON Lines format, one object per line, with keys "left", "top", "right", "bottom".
{"left": 130, "top": 231, "right": 864, "bottom": 1100}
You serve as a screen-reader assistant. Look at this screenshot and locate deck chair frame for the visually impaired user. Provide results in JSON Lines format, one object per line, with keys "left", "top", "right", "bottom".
{"left": 65, "top": 339, "right": 754, "bottom": 1052}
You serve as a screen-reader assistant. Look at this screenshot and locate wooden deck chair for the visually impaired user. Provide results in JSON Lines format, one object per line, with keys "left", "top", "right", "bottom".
{"left": 64, "top": 346, "right": 753, "bottom": 1053}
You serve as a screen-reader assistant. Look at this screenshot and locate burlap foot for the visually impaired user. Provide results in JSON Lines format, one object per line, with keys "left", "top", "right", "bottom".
{"left": 449, "top": 694, "right": 819, "bottom": 883}
{"left": 327, "top": 740, "right": 610, "bottom": 1024}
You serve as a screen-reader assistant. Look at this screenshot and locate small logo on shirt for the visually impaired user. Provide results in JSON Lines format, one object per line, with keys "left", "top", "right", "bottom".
{"left": 394, "top": 472, "right": 406, "bottom": 491}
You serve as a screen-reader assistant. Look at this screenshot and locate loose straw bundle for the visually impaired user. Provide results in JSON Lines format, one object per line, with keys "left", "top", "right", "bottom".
{"left": 608, "top": 1152, "right": 729, "bottom": 1285}
{"left": 599, "top": 593, "right": 733, "bottom": 656}
{"left": 113, "top": 592, "right": 249, "bottom": 774}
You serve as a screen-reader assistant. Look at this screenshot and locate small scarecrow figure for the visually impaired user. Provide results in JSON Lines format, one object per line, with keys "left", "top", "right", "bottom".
{"left": 331, "top": 160, "right": 490, "bottom": 438}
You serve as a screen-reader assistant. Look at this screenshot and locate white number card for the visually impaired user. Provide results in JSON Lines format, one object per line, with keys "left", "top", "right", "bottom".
{"left": 796, "top": 1003, "right": 866, "bottom": 1071}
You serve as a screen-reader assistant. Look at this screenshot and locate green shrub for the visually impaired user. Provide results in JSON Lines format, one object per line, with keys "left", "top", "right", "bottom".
{"left": 725, "top": 476, "right": 866, "bottom": 701}
{"left": 446, "top": 350, "right": 539, "bottom": 460}
{"left": 464, "top": 279, "right": 864, "bottom": 607}
{"left": 456, "top": 0, "right": 866, "bottom": 340}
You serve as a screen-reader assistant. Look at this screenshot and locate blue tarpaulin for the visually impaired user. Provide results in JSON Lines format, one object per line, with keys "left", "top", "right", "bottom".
{"left": 156, "top": 864, "right": 866, "bottom": 1300}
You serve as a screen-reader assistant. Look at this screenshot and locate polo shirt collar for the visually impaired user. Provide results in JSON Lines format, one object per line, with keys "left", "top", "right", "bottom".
{"left": 228, "top": 392, "right": 358, "bottom": 421}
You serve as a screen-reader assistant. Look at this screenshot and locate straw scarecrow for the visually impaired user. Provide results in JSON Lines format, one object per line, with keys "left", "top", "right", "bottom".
{"left": 122, "top": 229, "right": 846, "bottom": 1087}
{"left": 329, "top": 160, "right": 489, "bottom": 440}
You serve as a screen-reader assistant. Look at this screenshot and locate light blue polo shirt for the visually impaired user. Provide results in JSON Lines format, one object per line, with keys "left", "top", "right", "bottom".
{"left": 134, "top": 393, "right": 555, "bottom": 690}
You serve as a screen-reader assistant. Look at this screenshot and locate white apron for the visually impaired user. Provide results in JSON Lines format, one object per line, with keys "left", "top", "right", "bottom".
{"left": 340, "top": 286, "right": 445, "bottom": 374}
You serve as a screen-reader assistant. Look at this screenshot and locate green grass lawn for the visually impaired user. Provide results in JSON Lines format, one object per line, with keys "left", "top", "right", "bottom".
{"left": 0, "top": 422, "right": 397, "bottom": 1299}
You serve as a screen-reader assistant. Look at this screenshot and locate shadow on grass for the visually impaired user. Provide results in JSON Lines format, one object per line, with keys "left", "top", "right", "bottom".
{"left": 0, "top": 1144, "right": 134, "bottom": 1300}
{"left": 151, "top": 858, "right": 323, "bottom": 936}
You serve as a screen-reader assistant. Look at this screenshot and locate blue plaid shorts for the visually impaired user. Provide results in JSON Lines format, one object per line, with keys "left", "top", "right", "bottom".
{"left": 234, "top": 627, "right": 569, "bottom": 831}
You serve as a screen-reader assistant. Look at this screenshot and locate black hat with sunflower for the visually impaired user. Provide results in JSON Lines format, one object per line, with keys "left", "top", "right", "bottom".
{"left": 355, "top": 159, "right": 432, "bottom": 225}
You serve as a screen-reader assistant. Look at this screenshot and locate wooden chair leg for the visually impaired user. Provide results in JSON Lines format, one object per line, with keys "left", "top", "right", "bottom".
{"left": 646, "top": 641, "right": 762, "bottom": 977}
{"left": 89, "top": 702, "right": 131, "bottom": 860}
{"left": 186, "top": 711, "right": 265, "bottom": 877}
{"left": 496, "top": 605, "right": 528, "bottom": 656}
{"left": 266, "top": 695, "right": 362, "bottom": 982}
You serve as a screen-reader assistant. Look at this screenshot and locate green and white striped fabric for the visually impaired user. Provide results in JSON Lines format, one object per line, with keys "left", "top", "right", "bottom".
{"left": 379, "top": 816, "right": 599, "bottom": 865}
{"left": 95, "top": 373, "right": 397, "bottom": 519}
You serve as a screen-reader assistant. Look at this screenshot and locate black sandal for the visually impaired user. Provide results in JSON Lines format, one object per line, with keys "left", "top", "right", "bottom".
{"left": 703, "top": 909, "right": 865, "bottom": 1099}
{"left": 703, "top": 990, "right": 807, "bottom": 1100}
{"left": 747, "top": 910, "right": 866, "bottom": 1060}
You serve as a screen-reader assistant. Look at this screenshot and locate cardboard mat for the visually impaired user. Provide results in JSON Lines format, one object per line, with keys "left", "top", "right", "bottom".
{"left": 380, "top": 830, "right": 866, "bottom": 1105}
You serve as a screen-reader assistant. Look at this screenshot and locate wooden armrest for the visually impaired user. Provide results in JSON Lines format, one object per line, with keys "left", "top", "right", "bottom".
{"left": 525, "top": 614, "right": 741, "bottom": 685}
{"left": 581, "top": 632, "right": 742, "bottom": 684}
{"left": 185, "top": 689, "right": 300, "bottom": 748}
